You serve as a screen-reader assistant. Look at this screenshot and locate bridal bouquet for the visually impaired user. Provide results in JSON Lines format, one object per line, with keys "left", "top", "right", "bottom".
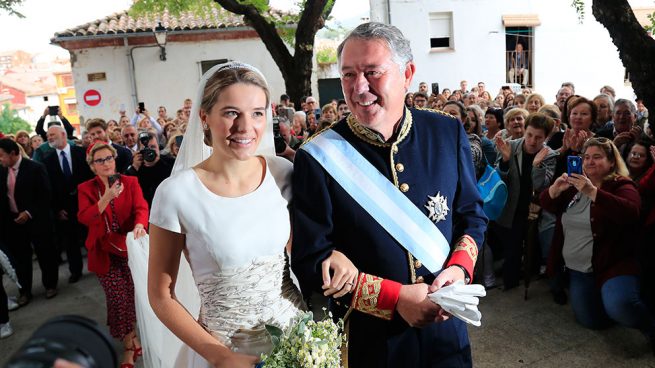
{"left": 259, "top": 309, "right": 344, "bottom": 368}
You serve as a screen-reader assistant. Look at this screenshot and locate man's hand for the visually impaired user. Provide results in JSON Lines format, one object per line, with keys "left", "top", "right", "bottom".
{"left": 396, "top": 283, "right": 441, "bottom": 327}
{"left": 132, "top": 153, "right": 143, "bottom": 171}
{"left": 14, "top": 211, "right": 30, "bottom": 224}
{"left": 533, "top": 147, "right": 550, "bottom": 168}
{"left": 430, "top": 266, "right": 466, "bottom": 293}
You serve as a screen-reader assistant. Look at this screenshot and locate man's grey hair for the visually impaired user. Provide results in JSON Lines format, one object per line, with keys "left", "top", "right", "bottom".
{"left": 614, "top": 98, "right": 637, "bottom": 115}
{"left": 593, "top": 93, "right": 615, "bottom": 113}
{"left": 337, "top": 22, "right": 413, "bottom": 72}
{"left": 294, "top": 111, "right": 307, "bottom": 120}
{"left": 561, "top": 82, "right": 576, "bottom": 94}
{"left": 47, "top": 124, "right": 66, "bottom": 134}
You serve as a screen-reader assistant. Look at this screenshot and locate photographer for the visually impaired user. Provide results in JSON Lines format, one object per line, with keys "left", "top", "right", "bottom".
{"left": 125, "top": 131, "right": 173, "bottom": 208}
{"left": 35, "top": 107, "right": 76, "bottom": 141}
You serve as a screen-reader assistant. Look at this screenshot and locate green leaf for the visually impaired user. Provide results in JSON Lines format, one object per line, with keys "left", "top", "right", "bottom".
{"left": 0, "top": 104, "right": 32, "bottom": 135}
{"left": 265, "top": 324, "right": 284, "bottom": 339}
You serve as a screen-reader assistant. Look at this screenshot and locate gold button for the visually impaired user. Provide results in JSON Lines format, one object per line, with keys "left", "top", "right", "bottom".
{"left": 399, "top": 183, "right": 409, "bottom": 192}
{"left": 392, "top": 145, "right": 399, "bottom": 154}
{"left": 415, "top": 276, "right": 424, "bottom": 284}
{"left": 414, "top": 260, "right": 422, "bottom": 269}
{"left": 395, "top": 163, "right": 405, "bottom": 172}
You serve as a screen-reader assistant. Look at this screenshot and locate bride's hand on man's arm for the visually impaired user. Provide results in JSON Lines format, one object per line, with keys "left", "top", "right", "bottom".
{"left": 321, "top": 250, "right": 358, "bottom": 298}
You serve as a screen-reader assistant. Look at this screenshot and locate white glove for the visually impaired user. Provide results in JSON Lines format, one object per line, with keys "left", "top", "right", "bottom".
{"left": 428, "top": 280, "right": 486, "bottom": 326}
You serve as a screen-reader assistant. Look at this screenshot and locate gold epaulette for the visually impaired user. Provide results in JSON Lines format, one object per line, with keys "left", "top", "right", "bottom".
{"left": 414, "top": 106, "right": 457, "bottom": 119}
{"left": 298, "top": 120, "right": 337, "bottom": 148}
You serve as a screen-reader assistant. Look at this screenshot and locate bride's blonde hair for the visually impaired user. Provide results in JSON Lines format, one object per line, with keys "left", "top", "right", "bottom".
{"left": 200, "top": 67, "right": 270, "bottom": 146}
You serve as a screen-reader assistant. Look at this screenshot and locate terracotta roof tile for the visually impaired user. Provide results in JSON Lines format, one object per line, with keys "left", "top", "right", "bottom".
{"left": 52, "top": 5, "right": 295, "bottom": 41}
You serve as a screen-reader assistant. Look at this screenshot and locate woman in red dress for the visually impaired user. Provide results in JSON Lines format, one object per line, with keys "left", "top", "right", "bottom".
{"left": 78, "top": 142, "right": 148, "bottom": 368}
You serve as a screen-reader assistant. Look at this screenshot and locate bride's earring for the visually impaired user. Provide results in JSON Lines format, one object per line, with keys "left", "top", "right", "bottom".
{"left": 202, "top": 122, "right": 208, "bottom": 130}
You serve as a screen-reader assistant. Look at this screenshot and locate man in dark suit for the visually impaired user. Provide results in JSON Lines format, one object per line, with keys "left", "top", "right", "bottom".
{"left": 42, "top": 125, "right": 94, "bottom": 283}
{"left": 0, "top": 138, "right": 59, "bottom": 306}
{"left": 85, "top": 118, "right": 133, "bottom": 173}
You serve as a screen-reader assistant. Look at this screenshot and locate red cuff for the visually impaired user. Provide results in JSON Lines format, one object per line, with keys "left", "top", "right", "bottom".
{"left": 446, "top": 235, "right": 478, "bottom": 283}
{"left": 350, "top": 273, "right": 401, "bottom": 320}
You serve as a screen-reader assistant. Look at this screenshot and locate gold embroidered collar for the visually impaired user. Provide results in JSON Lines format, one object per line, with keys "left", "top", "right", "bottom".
{"left": 346, "top": 107, "right": 413, "bottom": 147}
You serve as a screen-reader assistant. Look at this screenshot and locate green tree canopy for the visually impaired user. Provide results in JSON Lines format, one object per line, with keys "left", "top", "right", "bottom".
{"left": 0, "top": 104, "right": 32, "bottom": 134}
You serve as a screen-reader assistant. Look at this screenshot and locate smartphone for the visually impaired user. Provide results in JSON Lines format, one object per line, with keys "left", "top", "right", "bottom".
{"left": 48, "top": 106, "right": 59, "bottom": 116}
{"left": 108, "top": 174, "right": 121, "bottom": 187}
{"left": 567, "top": 156, "right": 582, "bottom": 176}
{"left": 138, "top": 102, "right": 145, "bottom": 114}
{"left": 431, "top": 82, "right": 440, "bottom": 96}
{"left": 175, "top": 135, "right": 183, "bottom": 147}
{"left": 43, "top": 96, "right": 49, "bottom": 102}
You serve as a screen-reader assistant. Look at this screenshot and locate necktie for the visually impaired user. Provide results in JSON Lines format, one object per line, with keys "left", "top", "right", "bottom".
{"left": 7, "top": 167, "right": 18, "bottom": 213}
{"left": 61, "top": 151, "right": 72, "bottom": 179}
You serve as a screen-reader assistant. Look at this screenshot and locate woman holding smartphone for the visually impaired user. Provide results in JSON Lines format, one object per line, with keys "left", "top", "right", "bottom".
{"left": 78, "top": 141, "right": 149, "bottom": 368}
{"left": 540, "top": 138, "right": 655, "bottom": 352}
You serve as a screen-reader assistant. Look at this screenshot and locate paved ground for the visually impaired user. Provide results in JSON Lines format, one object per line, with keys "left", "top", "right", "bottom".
{"left": 1, "top": 261, "right": 654, "bottom": 367}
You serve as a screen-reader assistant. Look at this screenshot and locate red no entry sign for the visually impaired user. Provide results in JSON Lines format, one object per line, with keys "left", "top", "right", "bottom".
{"left": 83, "top": 89, "right": 102, "bottom": 107}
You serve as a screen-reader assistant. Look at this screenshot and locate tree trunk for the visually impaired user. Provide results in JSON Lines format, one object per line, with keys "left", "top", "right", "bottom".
{"left": 213, "top": 0, "right": 334, "bottom": 108}
{"left": 593, "top": 0, "right": 655, "bottom": 126}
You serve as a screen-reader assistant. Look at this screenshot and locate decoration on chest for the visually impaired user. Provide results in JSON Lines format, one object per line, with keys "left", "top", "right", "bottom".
{"left": 425, "top": 192, "right": 449, "bottom": 223}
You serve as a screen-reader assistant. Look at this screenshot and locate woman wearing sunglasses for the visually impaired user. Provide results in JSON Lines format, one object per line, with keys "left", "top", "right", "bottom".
{"left": 77, "top": 141, "right": 149, "bottom": 368}
{"left": 540, "top": 137, "right": 655, "bottom": 353}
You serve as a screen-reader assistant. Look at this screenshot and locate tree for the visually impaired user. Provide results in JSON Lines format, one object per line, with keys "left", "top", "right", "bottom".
{"left": 0, "top": 0, "right": 25, "bottom": 17}
{"left": 0, "top": 104, "right": 32, "bottom": 134}
{"left": 574, "top": 0, "right": 655, "bottom": 125}
{"left": 132, "top": 0, "right": 336, "bottom": 107}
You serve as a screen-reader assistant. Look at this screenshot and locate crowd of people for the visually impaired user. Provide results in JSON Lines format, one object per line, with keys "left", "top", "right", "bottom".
{"left": 405, "top": 79, "right": 655, "bottom": 353}
{"left": 1, "top": 26, "right": 655, "bottom": 365}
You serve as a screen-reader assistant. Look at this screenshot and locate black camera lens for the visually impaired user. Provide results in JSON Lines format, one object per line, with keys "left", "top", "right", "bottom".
{"left": 6, "top": 315, "right": 116, "bottom": 368}
{"left": 141, "top": 148, "right": 157, "bottom": 162}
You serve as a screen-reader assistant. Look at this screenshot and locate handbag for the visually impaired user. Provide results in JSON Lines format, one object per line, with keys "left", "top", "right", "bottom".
{"left": 97, "top": 184, "right": 127, "bottom": 257}
{"left": 476, "top": 165, "right": 508, "bottom": 221}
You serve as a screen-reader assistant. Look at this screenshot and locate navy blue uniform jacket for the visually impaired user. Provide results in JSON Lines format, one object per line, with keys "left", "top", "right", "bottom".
{"left": 292, "top": 107, "right": 487, "bottom": 367}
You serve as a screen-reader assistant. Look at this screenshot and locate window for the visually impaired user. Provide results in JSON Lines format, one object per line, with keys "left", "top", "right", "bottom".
{"left": 429, "top": 12, "right": 453, "bottom": 50}
{"left": 61, "top": 74, "right": 74, "bottom": 87}
{"left": 66, "top": 103, "right": 78, "bottom": 115}
{"left": 200, "top": 59, "right": 230, "bottom": 75}
{"left": 505, "top": 27, "right": 534, "bottom": 87}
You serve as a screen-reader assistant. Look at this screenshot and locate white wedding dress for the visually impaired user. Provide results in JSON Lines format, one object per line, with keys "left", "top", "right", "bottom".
{"left": 143, "top": 155, "right": 304, "bottom": 367}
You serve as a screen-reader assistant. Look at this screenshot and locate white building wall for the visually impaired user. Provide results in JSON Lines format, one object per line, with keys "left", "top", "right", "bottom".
{"left": 70, "top": 37, "right": 288, "bottom": 125}
{"left": 23, "top": 93, "right": 58, "bottom": 126}
{"left": 372, "top": 0, "right": 641, "bottom": 102}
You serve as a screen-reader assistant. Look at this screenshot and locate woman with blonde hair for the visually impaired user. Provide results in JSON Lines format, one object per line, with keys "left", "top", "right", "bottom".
{"left": 503, "top": 108, "right": 529, "bottom": 140}
{"left": 540, "top": 138, "right": 655, "bottom": 349}
{"left": 525, "top": 93, "right": 545, "bottom": 114}
{"left": 146, "top": 62, "right": 305, "bottom": 367}
{"left": 14, "top": 130, "right": 32, "bottom": 158}
{"left": 78, "top": 142, "right": 149, "bottom": 367}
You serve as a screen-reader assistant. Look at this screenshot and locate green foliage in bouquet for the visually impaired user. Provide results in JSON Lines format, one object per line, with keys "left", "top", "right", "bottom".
{"left": 261, "top": 309, "right": 344, "bottom": 368}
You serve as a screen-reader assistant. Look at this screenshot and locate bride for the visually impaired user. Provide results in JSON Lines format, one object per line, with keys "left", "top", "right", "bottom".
{"left": 146, "top": 62, "right": 305, "bottom": 367}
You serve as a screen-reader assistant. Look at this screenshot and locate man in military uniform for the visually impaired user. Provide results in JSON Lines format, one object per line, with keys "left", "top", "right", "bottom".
{"left": 291, "top": 22, "right": 487, "bottom": 367}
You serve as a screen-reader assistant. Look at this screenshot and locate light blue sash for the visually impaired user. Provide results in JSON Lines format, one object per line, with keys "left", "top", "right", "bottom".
{"left": 301, "top": 129, "right": 451, "bottom": 273}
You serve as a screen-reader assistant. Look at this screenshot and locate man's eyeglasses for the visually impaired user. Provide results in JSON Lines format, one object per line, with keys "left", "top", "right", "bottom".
{"left": 92, "top": 155, "right": 116, "bottom": 165}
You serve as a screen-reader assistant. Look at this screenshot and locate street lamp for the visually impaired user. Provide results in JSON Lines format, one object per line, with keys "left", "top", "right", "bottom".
{"left": 154, "top": 21, "right": 167, "bottom": 61}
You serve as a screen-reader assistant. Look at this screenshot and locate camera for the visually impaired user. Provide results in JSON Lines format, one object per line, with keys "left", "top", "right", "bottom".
{"left": 272, "top": 117, "right": 287, "bottom": 154}
{"left": 138, "top": 131, "right": 157, "bottom": 163}
{"left": 138, "top": 102, "right": 145, "bottom": 114}
{"left": 5, "top": 315, "right": 117, "bottom": 368}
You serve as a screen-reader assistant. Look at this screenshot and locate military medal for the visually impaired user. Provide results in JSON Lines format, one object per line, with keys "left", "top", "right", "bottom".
{"left": 425, "top": 192, "right": 449, "bottom": 223}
